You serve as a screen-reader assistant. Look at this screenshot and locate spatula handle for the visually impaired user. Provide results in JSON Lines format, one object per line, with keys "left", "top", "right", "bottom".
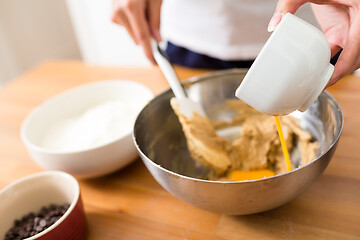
{"left": 151, "top": 40, "right": 187, "bottom": 99}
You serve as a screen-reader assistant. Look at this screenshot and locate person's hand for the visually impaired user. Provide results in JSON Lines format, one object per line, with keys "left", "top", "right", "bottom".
{"left": 268, "top": 0, "right": 360, "bottom": 87}
{"left": 111, "top": 0, "right": 162, "bottom": 64}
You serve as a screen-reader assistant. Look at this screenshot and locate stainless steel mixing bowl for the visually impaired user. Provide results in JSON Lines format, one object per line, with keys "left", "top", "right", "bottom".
{"left": 133, "top": 69, "right": 343, "bottom": 215}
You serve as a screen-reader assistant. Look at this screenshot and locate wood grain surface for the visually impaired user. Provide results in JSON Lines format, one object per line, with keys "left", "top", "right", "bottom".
{"left": 0, "top": 61, "right": 359, "bottom": 239}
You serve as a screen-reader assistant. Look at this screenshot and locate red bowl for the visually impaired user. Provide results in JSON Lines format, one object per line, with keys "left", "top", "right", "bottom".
{"left": 0, "top": 171, "right": 87, "bottom": 240}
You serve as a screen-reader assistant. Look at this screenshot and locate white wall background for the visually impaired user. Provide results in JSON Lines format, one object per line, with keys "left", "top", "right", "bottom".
{"left": 0, "top": 0, "right": 82, "bottom": 87}
{"left": 0, "top": 0, "right": 149, "bottom": 88}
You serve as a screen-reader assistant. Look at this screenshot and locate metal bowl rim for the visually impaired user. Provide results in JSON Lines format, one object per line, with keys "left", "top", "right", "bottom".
{"left": 132, "top": 69, "right": 343, "bottom": 184}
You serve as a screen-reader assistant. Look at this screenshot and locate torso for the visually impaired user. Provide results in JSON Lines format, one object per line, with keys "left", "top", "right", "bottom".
{"left": 161, "top": 0, "right": 318, "bottom": 60}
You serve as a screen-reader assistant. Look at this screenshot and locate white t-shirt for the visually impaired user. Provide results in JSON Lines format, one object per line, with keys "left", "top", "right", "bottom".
{"left": 161, "top": 0, "right": 318, "bottom": 61}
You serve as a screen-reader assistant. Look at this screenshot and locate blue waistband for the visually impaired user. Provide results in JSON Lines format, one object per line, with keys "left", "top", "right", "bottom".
{"left": 165, "top": 41, "right": 254, "bottom": 69}
{"left": 164, "top": 41, "right": 341, "bottom": 69}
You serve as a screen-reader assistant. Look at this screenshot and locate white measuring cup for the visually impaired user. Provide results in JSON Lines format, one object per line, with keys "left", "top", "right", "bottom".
{"left": 236, "top": 13, "right": 334, "bottom": 116}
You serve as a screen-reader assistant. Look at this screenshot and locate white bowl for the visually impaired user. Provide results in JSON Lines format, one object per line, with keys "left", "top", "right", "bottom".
{"left": 21, "top": 80, "right": 154, "bottom": 179}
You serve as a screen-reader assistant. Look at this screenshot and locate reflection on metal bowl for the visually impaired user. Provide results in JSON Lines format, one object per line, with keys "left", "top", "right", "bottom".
{"left": 133, "top": 69, "right": 343, "bottom": 215}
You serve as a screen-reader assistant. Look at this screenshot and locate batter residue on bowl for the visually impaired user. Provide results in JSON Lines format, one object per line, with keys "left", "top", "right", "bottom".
{"left": 171, "top": 99, "right": 318, "bottom": 181}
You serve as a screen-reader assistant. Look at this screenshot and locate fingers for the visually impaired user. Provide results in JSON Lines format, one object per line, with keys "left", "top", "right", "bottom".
{"left": 329, "top": 44, "right": 342, "bottom": 58}
{"left": 268, "top": 0, "right": 344, "bottom": 32}
{"left": 111, "top": 0, "right": 159, "bottom": 64}
{"left": 310, "top": 4, "right": 349, "bottom": 57}
{"left": 147, "top": 0, "right": 162, "bottom": 42}
{"left": 268, "top": 12, "right": 283, "bottom": 32}
{"left": 275, "top": 0, "right": 306, "bottom": 13}
{"left": 270, "top": 0, "right": 360, "bottom": 88}
{"left": 268, "top": 0, "right": 306, "bottom": 31}
{"left": 324, "top": 25, "right": 345, "bottom": 58}
{"left": 329, "top": 13, "right": 360, "bottom": 85}
{"left": 111, "top": 9, "right": 137, "bottom": 43}
{"left": 125, "top": 1, "right": 155, "bottom": 63}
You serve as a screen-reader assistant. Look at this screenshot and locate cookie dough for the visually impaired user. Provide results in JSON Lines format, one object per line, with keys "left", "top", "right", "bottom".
{"left": 171, "top": 102, "right": 232, "bottom": 175}
{"left": 172, "top": 99, "right": 318, "bottom": 180}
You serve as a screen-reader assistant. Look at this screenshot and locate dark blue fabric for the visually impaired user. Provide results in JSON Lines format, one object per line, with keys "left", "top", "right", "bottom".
{"left": 165, "top": 41, "right": 341, "bottom": 69}
{"left": 330, "top": 49, "right": 342, "bottom": 65}
{"left": 165, "top": 41, "right": 254, "bottom": 69}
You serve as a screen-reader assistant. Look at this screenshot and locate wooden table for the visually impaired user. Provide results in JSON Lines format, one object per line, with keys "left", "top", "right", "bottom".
{"left": 0, "top": 61, "right": 359, "bottom": 239}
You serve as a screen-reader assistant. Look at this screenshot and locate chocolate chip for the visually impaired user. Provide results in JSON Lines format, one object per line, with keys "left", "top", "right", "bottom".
{"left": 25, "top": 223, "right": 33, "bottom": 232}
{"left": 49, "top": 204, "right": 56, "bottom": 210}
{"left": 35, "top": 225, "right": 43, "bottom": 232}
{"left": 34, "top": 217, "right": 40, "bottom": 225}
{"left": 4, "top": 203, "right": 70, "bottom": 240}
{"left": 14, "top": 219, "right": 20, "bottom": 226}
{"left": 39, "top": 219, "right": 46, "bottom": 227}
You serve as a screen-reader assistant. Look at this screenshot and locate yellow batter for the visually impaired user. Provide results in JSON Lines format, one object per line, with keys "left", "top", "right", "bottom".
{"left": 171, "top": 99, "right": 318, "bottom": 180}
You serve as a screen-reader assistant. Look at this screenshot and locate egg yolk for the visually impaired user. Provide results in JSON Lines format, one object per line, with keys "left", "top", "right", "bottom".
{"left": 226, "top": 169, "right": 275, "bottom": 181}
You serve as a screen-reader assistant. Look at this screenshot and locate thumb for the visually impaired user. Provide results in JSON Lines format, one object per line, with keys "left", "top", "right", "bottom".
{"left": 268, "top": 0, "right": 306, "bottom": 32}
